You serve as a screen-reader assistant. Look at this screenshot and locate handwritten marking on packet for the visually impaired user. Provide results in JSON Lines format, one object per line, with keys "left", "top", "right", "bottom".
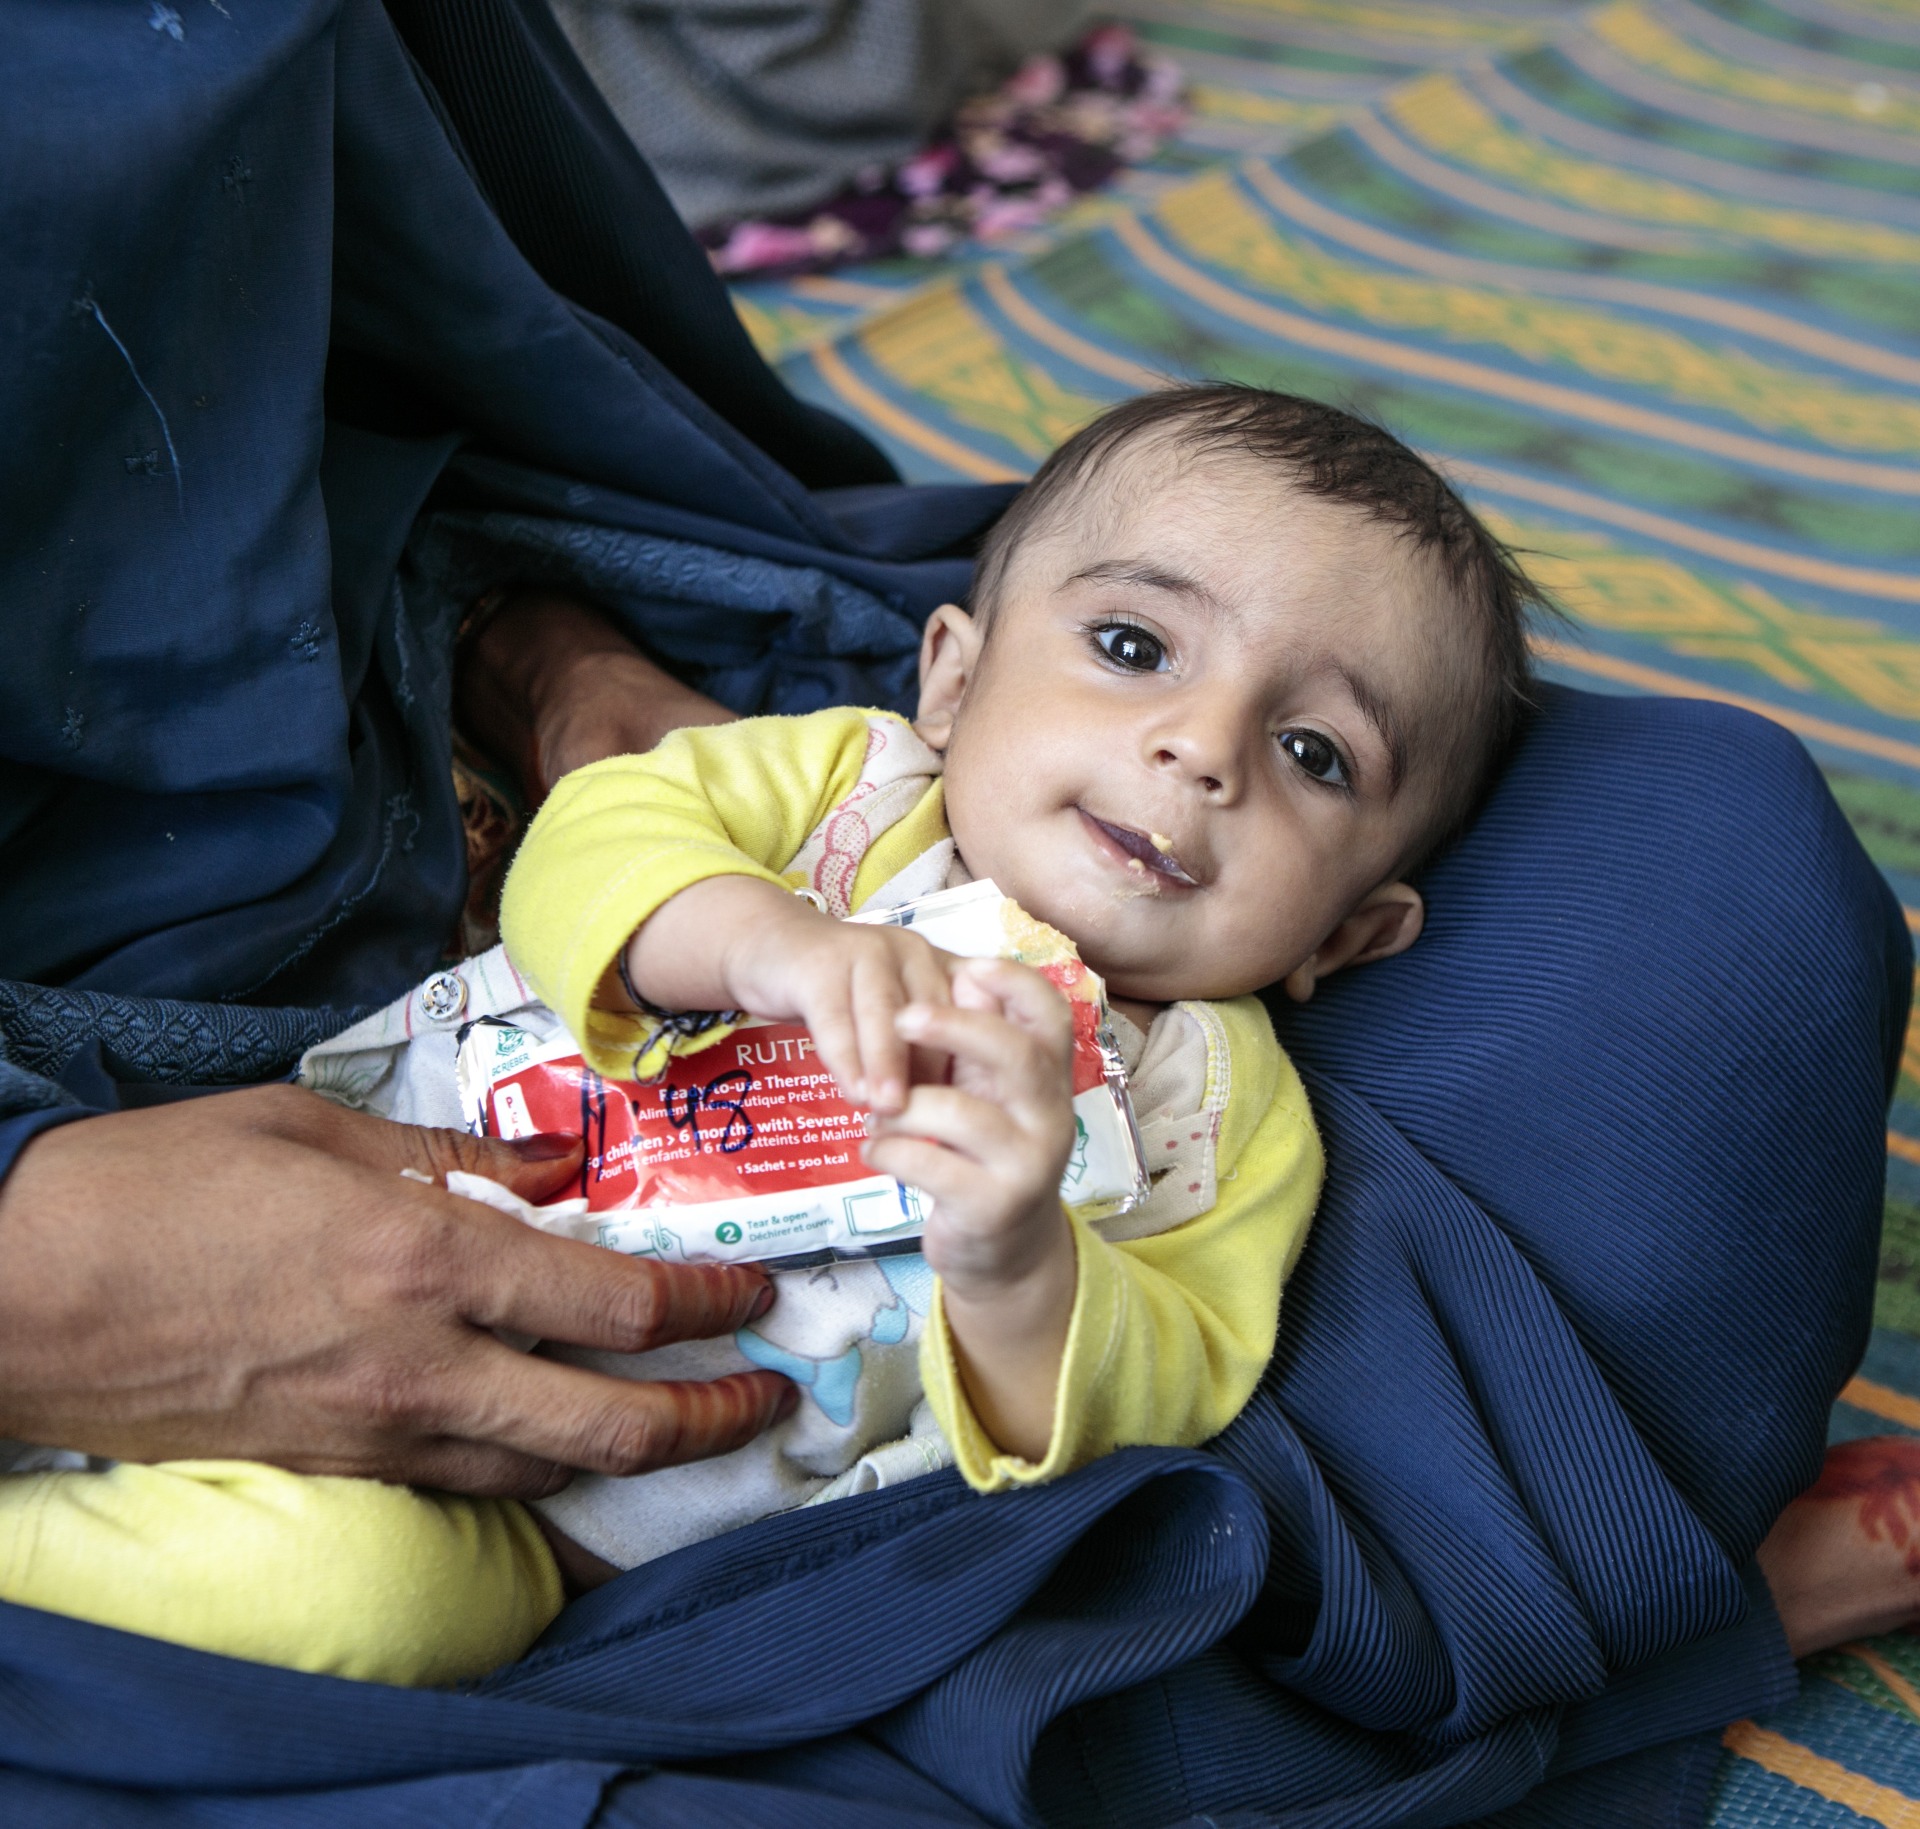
{"left": 452, "top": 882, "right": 1151, "bottom": 1269}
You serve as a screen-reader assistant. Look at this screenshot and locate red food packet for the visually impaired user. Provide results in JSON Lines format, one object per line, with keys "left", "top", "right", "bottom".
{"left": 456, "top": 881, "right": 1148, "bottom": 1268}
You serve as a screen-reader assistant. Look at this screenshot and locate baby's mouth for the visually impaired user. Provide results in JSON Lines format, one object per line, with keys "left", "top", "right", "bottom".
{"left": 1082, "top": 812, "right": 1201, "bottom": 887}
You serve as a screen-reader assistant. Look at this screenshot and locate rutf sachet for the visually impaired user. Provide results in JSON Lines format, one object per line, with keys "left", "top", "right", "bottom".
{"left": 455, "top": 881, "right": 1149, "bottom": 1269}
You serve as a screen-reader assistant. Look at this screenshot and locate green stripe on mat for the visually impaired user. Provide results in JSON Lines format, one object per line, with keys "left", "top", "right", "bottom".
{"left": 740, "top": 2, "right": 1920, "bottom": 1817}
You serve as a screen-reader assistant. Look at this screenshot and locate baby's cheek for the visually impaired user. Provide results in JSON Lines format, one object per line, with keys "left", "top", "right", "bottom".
{"left": 1210, "top": 894, "right": 1314, "bottom": 999}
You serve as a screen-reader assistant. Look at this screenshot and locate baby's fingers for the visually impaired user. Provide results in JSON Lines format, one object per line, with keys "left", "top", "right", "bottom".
{"left": 896, "top": 996, "right": 1070, "bottom": 1111}
{"left": 860, "top": 1132, "right": 977, "bottom": 1216}
{"left": 903, "top": 939, "right": 958, "bottom": 1011}
{"left": 901, "top": 944, "right": 959, "bottom": 1091}
{"left": 851, "top": 950, "right": 912, "bottom": 1115}
{"left": 869, "top": 1084, "right": 1015, "bottom": 1166}
{"left": 954, "top": 959, "right": 1075, "bottom": 1058}
{"left": 799, "top": 977, "right": 867, "bottom": 1109}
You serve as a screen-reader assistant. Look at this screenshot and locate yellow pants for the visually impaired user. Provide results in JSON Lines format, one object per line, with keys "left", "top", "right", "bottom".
{"left": 0, "top": 1460, "right": 564, "bottom": 1686}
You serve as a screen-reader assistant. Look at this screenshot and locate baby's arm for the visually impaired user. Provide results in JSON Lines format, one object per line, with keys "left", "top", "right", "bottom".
{"left": 501, "top": 708, "right": 918, "bottom": 1084}
{"left": 865, "top": 959, "right": 1079, "bottom": 1459}
{"left": 921, "top": 1001, "right": 1323, "bottom": 1491}
{"left": 630, "top": 908, "right": 1080, "bottom": 1457}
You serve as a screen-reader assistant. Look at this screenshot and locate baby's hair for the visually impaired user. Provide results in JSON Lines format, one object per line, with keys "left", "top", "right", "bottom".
{"left": 968, "top": 383, "right": 1553, "bottom": 866}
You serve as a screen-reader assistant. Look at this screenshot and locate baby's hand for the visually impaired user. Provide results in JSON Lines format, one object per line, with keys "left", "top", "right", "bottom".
{"left": 712, "top": 894, "right": 958, "bottom": 1115}
{"left": 863, "top": 959, "right": 1079, "bottom": 1461}
{"left": 626, "top": 886, "right": 1079, "bottom": 1460}
{"left": 863, "top": 958, "right": 1076, "bottom": 1295}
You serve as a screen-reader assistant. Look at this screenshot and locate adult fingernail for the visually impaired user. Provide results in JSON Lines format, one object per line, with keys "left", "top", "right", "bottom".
{"left": 504, "top": 1131, "right": 581, "bottom": 1161}
{"left": 896, "top": 1005, "right": 929, "bottom": 1037}
{"left": 749, "top": 1283, "right": 775, "bottom": 1320}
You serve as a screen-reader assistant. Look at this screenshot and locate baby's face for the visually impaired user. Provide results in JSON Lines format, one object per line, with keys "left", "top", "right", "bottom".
{"left": 919, "top": 451, "right": 1453, "bottom": 1005}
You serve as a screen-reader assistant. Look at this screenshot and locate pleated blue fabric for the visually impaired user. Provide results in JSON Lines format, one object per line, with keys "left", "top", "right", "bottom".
{"left": 0, "top": 686, "right": 1902, "bottom": 1826}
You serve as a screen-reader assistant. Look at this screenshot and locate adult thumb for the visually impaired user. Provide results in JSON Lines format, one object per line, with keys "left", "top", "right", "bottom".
{"left": 373, "top": 1118, "right": 586, "bottom": 1204}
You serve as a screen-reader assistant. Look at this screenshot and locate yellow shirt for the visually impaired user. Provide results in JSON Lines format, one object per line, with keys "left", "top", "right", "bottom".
{"left": 0, "top": 707, "right": 1324, "bottom": 1694}
{"left": 501, "top": 707, "right": 1323, "bottom": 1491}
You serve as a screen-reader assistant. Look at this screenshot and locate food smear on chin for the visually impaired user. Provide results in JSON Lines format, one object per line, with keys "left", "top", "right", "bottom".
{"left": 1111, "top": 855, "right": 1162, "bottom": 901}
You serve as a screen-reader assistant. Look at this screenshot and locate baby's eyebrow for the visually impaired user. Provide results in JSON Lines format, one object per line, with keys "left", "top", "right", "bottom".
{"left": 1331, "top": 661, "right": 1408, "bottom": 795}
{"left": 1067, "top": 560, "right": 1226, "bottom": 614}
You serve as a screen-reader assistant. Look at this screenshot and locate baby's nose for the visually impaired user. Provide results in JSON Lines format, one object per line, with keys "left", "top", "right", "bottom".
{"left": 1153, "top": 744, "right": 1224, "bottom": 794}
{"left": 1148, "top": 714, "right": 1241, "bottom": 796}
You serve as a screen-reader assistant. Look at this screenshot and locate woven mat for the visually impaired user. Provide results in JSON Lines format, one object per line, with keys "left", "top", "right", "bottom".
{"left": 732, "top": 3, "right": 1920, "bottom": 1818}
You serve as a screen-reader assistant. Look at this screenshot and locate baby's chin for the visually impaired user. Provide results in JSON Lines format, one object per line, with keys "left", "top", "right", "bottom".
{"left": 1071, "top": 908, "right": 1299, "bottom": 1005}
{"left": 1026, "top": 887, "right": 1209, "bottom": 999}
{"left": 978, "top": 858, "right": 1282, "bottom": 1001}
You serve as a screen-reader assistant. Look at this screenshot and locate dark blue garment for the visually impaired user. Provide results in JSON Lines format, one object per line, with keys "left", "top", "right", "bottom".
{"left": 0, "top": 0, "right": 1006, "bottom": 1014}
{"left": 0, "top": 687, "right": 1900, "bottom": 1828}
{"left": 0, "top": 3, "right": 1907, "bottom": 1826}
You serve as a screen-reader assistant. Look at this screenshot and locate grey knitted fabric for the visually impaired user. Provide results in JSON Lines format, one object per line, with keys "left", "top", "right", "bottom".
{"left": 550, "top": 0, "right": 1091, "bottom": 228}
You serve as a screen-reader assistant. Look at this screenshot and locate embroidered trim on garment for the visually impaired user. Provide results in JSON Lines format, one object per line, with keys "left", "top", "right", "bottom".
{"left": 1096, "top": 1000, "right": 1230, "bottom": 1243}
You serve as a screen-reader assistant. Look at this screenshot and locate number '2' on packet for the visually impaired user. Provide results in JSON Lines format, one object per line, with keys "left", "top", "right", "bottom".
{"left": 454, "top": 881, "right": 1150, "bottom": 1270}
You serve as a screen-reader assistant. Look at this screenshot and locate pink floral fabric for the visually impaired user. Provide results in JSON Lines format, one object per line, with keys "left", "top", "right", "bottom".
{"left": 702, "top": 24, "right": 1184, "bottom": 279}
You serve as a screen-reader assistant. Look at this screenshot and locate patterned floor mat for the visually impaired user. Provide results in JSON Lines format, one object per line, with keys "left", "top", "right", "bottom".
{"left": 733, "top": 1, "right": 1920, "bottom": 1817}
{"left": 729, "top": 1, "right": 1589, "bottom": 361}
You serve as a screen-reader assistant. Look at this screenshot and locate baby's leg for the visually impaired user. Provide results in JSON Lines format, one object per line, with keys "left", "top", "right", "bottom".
{"left": 1759, "top": 1437, "right": 1920, "bottom": 1654}
{"left": 0, "top": 1460, "right": 562, "bottom": 1685}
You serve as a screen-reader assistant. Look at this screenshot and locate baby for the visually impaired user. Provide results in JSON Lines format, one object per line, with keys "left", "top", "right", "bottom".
{"left": 0, "top": 384, "right": 1541, "bottom": 1684}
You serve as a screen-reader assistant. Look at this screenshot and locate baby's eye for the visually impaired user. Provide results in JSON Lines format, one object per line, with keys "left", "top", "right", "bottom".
{"left": 1092, "top": 622, "right": 1168, "bottom": 672}
{"left": 1278, "top": 729, "right": 1347, "bottom": 787}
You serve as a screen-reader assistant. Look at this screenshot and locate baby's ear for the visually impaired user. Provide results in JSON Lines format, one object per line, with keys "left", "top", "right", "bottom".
{"left": 1281, "top": 882, "right": 1425, "bottom": 1004}
{"left": 914, "top": 604, "right": 983, "bottom": 751}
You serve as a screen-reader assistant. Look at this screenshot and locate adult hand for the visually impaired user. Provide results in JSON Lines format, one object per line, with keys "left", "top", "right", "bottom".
{"left": 0, "top": 1085, "right": 794, "bottom": 1497}
{"left": 457, "top": 590, "right": 736, "bottom": 803}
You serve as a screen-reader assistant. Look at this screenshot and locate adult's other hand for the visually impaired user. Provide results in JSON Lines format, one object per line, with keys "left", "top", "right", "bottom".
{"left": 0, "top": 1085, "right": 794, "bottom": 1497}
{"left": 458, "top": 590, "right": 737, "bottom": 802}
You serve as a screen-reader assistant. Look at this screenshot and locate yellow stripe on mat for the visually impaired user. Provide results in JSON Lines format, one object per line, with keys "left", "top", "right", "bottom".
{"left": 788, "top": 276, "right": 915, "bottom": 309}
{"left": 1890, "top": 1135, "right": 1920, "bottom": 1171}
{"left": 1110, "top": 212, "right": 1920, "bottom": 497}
{"left": 1840, "top": 1644, "right": 1920, "bottom": 1724}
{"left": 809, "top": 340, "right": 1022, "bottom": 482}
{"left": 1723, "top": 1720, "right": 1920, "bottom": 1825}
{"left": 1449, "top": 461, "right": 1920, "bottom": 603}
{"left": 979, "top": 264, "right": 1168, "bottom": 392}
{"left": 1533, "top": 639, "right": 1920, "bottom": 773}
{"left": 1237, "top": 159, "right": 1920, "bottom": 390}
{"left": 1839, "top": 1377, "right": 1920, "bottom": 1431}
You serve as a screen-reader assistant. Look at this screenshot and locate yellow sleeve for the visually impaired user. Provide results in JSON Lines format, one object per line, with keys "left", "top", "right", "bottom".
{"left": 499, "top": 707, "right": 888, "bottom": 1077}
{"left": 921, "top": 998, "right": 1321, "bottom": 1492}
